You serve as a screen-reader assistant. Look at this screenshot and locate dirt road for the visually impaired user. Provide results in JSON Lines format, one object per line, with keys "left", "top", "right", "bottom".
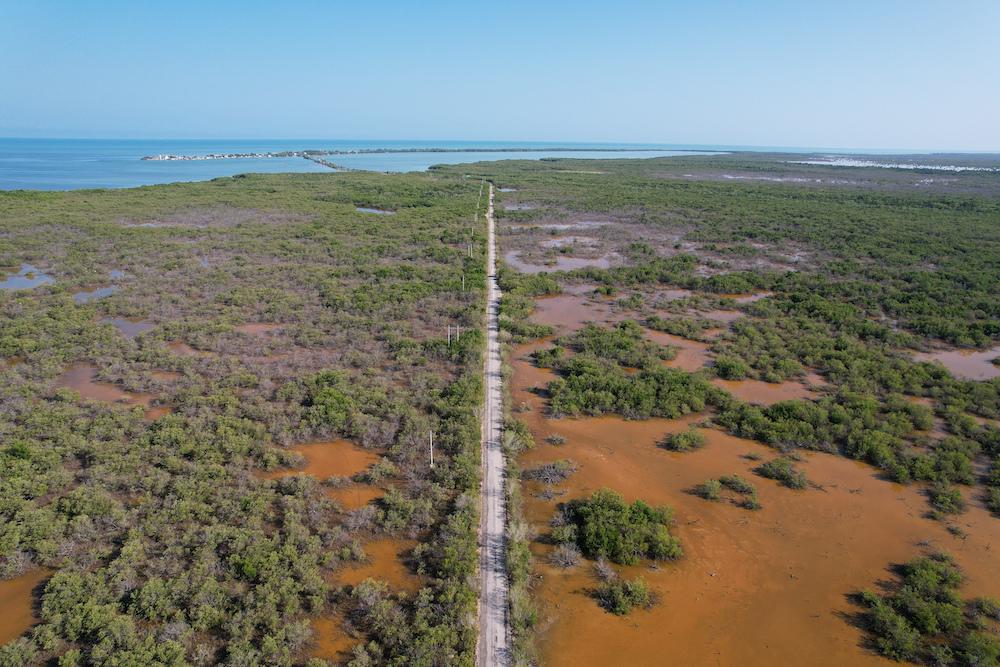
{"left": 478, "top": 183, "right": 510, "bottom": 666}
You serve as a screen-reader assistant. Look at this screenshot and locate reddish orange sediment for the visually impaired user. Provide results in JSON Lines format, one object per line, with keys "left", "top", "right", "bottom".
{"left": 260, "top": 440, "right": 378, "bottom": 481}
{"left": 54, "top": 362, "right": 174, "bottom": 420}
{"left": 0, "top": 569, "right": 48, "bottom": 646}
{"left": 306, "top": 615, "right": 359, "bottom": 664}
{"left": 511, "top": 308, "right": 1000, "bottom": 666}
{"left": 334, "top": 538, "right": 422, "bottom": 595}
{"left": 643, "top": 331, "right": 714, "bottom": 372}
{"left": 710, "top": 377, "right": 818, "bottom": 406}
{"left": 258, "top": 439, "right": 382, "bottom": 511}
{"left": 167, "top": 340, "right": 214, "bottom": 357}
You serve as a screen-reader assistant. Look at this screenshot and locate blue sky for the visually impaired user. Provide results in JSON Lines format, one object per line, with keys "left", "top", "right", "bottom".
{"left": 1, "top": 0, "right": 998, "bottom": 150}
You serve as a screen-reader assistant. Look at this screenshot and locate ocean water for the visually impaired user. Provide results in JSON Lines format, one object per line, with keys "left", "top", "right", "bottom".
{"left": 0, "top": 139, "right": 719, "bottom": 191}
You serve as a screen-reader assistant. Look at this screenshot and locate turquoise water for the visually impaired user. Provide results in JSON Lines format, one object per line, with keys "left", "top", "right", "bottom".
{"left": 0, "top": 138, "right": 721, "bottom": 191}
{"left": 2, "top": 139, "right": 974, "bottom": 191}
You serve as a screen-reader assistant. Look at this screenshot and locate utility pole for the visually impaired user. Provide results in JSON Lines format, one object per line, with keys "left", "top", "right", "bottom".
{"left": 429, "top": 430, "right": 434, "bottom": 468}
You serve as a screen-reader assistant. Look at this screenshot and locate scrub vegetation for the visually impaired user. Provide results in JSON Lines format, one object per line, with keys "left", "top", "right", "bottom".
{"left": 0, "top": 171, "right": 486, "bottom": 666}
{"left": 451, "top": 151, "right": 1000, "bottom": 662}
{"left": 452, "top": 153, "right": 1000, "bottom": 520}
{"left": 552, "top": 489, "right": 682, "bottom": 566}
{"left": 856, "top": 554, "right": 1000, "bottom": 665}
{"left": 4, "top": 151, "right": 1000, "bottom": 664}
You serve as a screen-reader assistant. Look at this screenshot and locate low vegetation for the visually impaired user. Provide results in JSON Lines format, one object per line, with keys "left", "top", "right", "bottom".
{"left": 462, "top": 153, "right": 1000, "bottom": 662}
{"left": 595, "top": 576, "right": 654, "bottom": 616}
{"left": 660, "top": 427, "right": 706, "bottom": 452}
{"left": 0, "top": 171, "right": 487, "bottom": 665}
{"left": 754, "top": 457, "right": 809, "bottom": 489}
{"left": 522, "top": 459, "right": 578, "bottom": 485}
{"left": 856, "top": 553, "right": 1000, "bottom": 664}
{"left": 694, "top": 474, "right": 761, "bottom": 510}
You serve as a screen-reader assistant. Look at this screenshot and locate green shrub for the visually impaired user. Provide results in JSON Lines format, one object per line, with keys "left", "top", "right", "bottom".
{"left": 560, "top": 321, "right": 674, "bottom": 368}
{"left": 754, "top": 457, "right": 808, "bottom": 489}
{"left": 714, "top": 355, "right": 750, "bottom": 380}
{"left": 857, "top": 553, "right": 1000, "bottom": 664}
{"left": 928, "top": 483, "right": 966, "bottom": 515}
{"left": 546, "top": 354, "right": 722, "bottom": 419}
{"left": 985, "top": 487, "right": 1000, "bottom": 517}
{"left": 693, "top": 479, "right": 722, "bottom": 500}
{"left": 595, "top": 577, "right": 654, "bottom": 615}
{"left": 660, "top": 428, "right": 706, "bottom": 452}
{"left": 561, "top": 489, "right": 681, "bottom": 565}
{"left": 719, "top": 474, "right": 756, "bottom": 495}
{"left": 955, "top": 631, "right": 1000, "bottom": 666}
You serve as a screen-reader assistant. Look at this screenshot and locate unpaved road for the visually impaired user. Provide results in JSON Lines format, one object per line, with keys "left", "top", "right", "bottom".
{"left": 478, "top": 183, "right": 510, "bottom": 666}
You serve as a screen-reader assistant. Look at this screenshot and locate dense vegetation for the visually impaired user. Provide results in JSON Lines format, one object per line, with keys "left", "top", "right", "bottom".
{"left": 544, "top": 352, "right": 723, "bottom": 420}
{"left": 857, "top": 554, "right": 1000, "bottom": 665}
{"left": 0, "top": 171, "right": 487, "bottom": 666}
{"left": 552, "top": 489, "right": 681, "bottom": 566}
{"left": 536, "top": 321, "right": 674, "bottom": 369}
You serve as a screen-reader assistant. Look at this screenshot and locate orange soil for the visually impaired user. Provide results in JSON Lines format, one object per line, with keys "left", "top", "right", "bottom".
{"left": 643, "top": 331, "right": 714, "bottom": 373}
{"left": 259, "top": 440, "right": 382, "bottom": 511}
{"left": 55, "top": 363, "right": 150, "bottom": 405}
{"left": 721, "top": 291, "right": 773, "bottom": 303}
{"left": 334, "top": 538, "right": 423, "bottom": 595}
{"left": 143, "top": 406, "right": 173, "bottom": 420}
{"left": 55, "top": 362, "right": 168, "bottom": 420}
{"left": 530, "top": 294, "right": 616, "bottom": 334}
{"left": 259, "top": 443, "right": 419, "bottom": 663}
{"left": 702, "top": 308, "right": 743, "bottom": 324}
{"left": 328, "top": 485, "right": 385, "bottom": 512}
{"left": 513, "top": 298, "right": 1000, "bottom": 667}
{"left": 306, "top": 615, "right": 359, "bottom": 664}
{"left": 261, "top": 439, "right": 378, "bottom": 481}
{"left": 711, "top": 377, "right": 818, "bottom": 406}
{"left": 0, "top": 569, "right": 48, "bottom": 646}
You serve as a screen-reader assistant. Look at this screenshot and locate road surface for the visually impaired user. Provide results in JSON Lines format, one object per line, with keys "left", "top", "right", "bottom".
{"left": 478, "top": 183, "right": 510, "bottom": 666}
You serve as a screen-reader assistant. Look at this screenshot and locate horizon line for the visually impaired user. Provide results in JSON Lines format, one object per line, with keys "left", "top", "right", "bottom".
{"left": 2, "top": 136, "right": 999, "bottom": 155}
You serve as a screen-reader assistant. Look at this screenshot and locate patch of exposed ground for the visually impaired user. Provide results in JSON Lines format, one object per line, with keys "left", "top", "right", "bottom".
{"left": 911, "top": 345, "right": 1000, "bottom": 381}
{"left": 512, "top": 298, "right": 1000, "bottom": 666}
{"left": 120, "top": 206, "right": 312, "bottom": 228}
{"left": 498, "top": 202, "right": 816, "bottom": 276}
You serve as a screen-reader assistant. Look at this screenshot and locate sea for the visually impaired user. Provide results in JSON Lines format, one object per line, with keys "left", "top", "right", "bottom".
{"left": 0, "top": 138, "right": 729, "bottom": 191}
{"left": 1, "top": 138, "right": 979, "bottom": 191}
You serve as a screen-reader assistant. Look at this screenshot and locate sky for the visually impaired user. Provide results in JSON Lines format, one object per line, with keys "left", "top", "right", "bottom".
{"left": 1, "top": 0, "right": 998, "bottom": 151}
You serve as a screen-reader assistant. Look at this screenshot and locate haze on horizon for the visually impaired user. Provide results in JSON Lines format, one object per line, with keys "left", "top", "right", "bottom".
{"left": 1, "top": 0, "right": 998, "bottom": 152}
